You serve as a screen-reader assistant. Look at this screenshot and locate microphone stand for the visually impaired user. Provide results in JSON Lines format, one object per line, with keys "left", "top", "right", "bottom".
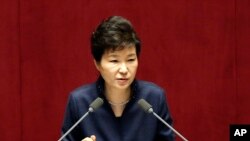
{"left": 58, "top": 108, "right": 93, "bottom": 141}
{"left": 152, "top": 112, "right": 188, "bottom": 141}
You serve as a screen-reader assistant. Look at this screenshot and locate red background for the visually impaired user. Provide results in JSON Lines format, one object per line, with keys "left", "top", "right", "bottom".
{"left": 1, "top": 0, "right": 250, "bottom": 141}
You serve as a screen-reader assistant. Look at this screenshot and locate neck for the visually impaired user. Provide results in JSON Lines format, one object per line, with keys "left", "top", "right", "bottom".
{"left": 104, "top": 86, "right": 131, "bottom": 104}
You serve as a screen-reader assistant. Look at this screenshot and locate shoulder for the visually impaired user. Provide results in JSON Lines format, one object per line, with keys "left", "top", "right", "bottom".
{"left": 135, "top": 80, "right": 167, "bottom": 102}
{"left": 64, "top": 83, "right": 98, "bottom": 119}
{"left": 135, "top": 80, "right": 169, "bottom": 113}
{"left": 136, "top": 80, "right": 165, "bottom": 94}
{"left": 69, "top": 83, "right": 98, "bottom": 103}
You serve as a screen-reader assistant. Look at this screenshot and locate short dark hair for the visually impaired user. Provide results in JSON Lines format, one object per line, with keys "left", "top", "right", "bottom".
{"left": 91, "top": 16, "right": 141, "bottom": 62}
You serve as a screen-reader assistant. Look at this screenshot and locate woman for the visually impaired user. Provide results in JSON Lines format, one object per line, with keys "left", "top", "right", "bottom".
{"left": 61, "top": 16, "right": 175, "bottom": 141}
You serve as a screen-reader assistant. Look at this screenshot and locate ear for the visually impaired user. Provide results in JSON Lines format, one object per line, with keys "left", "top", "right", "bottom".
{"left": 94, "top": 60, "right": 100, "bottom": 71}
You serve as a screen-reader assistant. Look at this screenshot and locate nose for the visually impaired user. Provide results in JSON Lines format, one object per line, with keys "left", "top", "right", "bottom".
{"left": 119, "top": 63, "right": 128, "bottom": 74}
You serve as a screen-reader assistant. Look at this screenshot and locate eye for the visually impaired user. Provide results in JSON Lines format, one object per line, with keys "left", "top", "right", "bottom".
{"left": 110, "top": 60, "right": 118, "bottom": 63}
{"left": 127, "top": 58, "right": 136, "bottom": 62}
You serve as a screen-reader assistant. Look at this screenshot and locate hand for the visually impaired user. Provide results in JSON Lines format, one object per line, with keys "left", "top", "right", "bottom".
{"left": 82, "top": 135, "right": 96, "bottom": 141}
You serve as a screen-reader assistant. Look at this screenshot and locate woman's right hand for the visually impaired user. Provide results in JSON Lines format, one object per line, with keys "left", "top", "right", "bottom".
{"left": 81, "top": 135, "right": 96, "bottom": 141}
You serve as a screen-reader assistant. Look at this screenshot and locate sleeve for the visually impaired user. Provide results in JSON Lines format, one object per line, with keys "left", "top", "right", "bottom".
{"left": 155, "top": 91, "right": 175, "bottom": 141}
{"left": 60, "top": 94, "right": 83, "bottom": 141}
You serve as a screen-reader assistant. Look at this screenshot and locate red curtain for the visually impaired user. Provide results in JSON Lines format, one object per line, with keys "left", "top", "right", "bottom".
{"left": 1, "top": 0, "right": 249, "bottom": 141}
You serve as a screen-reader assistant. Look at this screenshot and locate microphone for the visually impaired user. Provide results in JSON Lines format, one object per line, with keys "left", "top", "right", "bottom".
{"left": 138, "top": 99, "right": 189, "bottom": 141}
{"left": 58, "top": 97, "right": 104, "bottom": 141}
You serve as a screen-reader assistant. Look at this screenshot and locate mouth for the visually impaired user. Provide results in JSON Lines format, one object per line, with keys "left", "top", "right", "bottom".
{"left": 117, "top": 78, "right": 129, "bottom": 80}
{"left": 116, "top": 78, "right": 129, "bottom": 85}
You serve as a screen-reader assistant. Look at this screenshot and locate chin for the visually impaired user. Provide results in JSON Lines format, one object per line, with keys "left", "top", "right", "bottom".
{"left": 116, "top": 83, "right": 130, "bottom": 89}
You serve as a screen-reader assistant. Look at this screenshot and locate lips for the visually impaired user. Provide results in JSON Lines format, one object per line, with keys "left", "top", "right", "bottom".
{"left": 117, "top": 78, "right": 128, "bottom": 80}
{"left": 116, "top": 78, "right": 129, "bottom": 85}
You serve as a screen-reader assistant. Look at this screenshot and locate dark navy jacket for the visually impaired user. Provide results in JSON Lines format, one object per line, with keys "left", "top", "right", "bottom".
{"left": 61, "top": 77, "right": 175, "bottom": 141}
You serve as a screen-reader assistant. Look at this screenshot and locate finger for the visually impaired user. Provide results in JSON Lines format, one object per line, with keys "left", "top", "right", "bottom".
{"left": 81, "top": 137, "right": 92, "bottom": 141}
{"left": 90, "top": 135, "right": 96, "bottom": 141}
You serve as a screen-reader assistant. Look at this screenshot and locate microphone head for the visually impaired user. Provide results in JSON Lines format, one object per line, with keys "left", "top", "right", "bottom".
{"left": 89, "top": 97, "right": 104, "bottom": 112}
{"left": 138, "top": 99, "right": 153, "bottom": 113}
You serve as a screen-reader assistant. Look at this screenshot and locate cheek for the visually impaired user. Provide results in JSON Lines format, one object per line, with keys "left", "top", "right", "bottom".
{"left": 130, "top": 63, "right": 138, "bottom": 73}
{"left": 100, "top": 65, "right": 117, "bottom": 75}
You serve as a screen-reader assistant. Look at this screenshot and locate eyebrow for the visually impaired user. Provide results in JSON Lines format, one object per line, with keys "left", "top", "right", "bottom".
{"left": 127, "top": 53, "right": 136, "bottom": 57}
{"left": 107, "top": 53, "right": 136, "bottom": 57}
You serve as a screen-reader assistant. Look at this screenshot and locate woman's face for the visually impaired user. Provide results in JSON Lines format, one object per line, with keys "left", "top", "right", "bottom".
{"left": 95, "top": 45, "right": 138, "bottom": 91}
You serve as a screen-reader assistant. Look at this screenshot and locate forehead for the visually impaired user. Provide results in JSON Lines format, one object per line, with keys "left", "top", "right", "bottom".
{"left": 105, "top": 45, "right": 136, "bottom": 56}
